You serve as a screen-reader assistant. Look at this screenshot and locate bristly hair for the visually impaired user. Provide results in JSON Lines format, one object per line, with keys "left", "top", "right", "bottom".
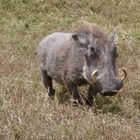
{"left": 75, "top": 21, "right": 108, "bottom": 42}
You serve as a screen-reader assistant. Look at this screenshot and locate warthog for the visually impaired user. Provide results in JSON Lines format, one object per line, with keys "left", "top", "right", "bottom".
{"left": 37, "top": 22, "right": 127, "bottom": 105}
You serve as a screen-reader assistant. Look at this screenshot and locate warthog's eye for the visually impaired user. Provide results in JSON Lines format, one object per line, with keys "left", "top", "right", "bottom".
{"left": 90, "top": 46, "right": 95, "bottom": 52}
{"left": 90, "top": 45, "right": 97, "bottom": 56}
{"left": 85, "top": 44, "right": 98, "bottom": 59}
{"left": 112, "top": 46, "right": 118, "bottom": 58}
{"left": 113, "top": 49, "right": 118, "bottom": 57}
{"left": 115, "top": 50, "right": 118, "bottom": 58}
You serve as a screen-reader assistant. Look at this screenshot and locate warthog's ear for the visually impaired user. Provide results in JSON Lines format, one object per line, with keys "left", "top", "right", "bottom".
{"left": 109, "top": 34, "right": 118, "bottom": 44}
{"left": 72, "top": 34, "right": 88, "bottom": 46}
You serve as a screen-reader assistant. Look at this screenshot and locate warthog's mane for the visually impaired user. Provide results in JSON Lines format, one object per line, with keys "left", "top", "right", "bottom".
{"left": 75, "top": 22, "right": 108, "bottom": 43}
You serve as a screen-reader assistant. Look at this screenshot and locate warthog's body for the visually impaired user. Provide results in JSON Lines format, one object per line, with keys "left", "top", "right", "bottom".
{"left": 38, "top": 32, "right": 86, "bottom": 86}
{"left": 37, "top": 23, "right": 126, "bottom": 105}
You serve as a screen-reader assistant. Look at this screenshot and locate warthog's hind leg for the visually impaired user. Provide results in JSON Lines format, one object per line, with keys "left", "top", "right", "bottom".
{"left": 41, "top": 70, "right": 55, "bottom": 98}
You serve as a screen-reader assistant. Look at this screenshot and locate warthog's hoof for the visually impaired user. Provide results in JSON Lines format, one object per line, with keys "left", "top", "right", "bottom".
{"left": 48, "top": 89, "right": 55, "bottom": 100}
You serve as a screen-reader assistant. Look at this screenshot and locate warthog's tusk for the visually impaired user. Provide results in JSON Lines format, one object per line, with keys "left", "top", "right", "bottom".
{"left": 91, "top": 70, "right": 98, "bottom": 83}
{"left": 121, "top": 67, "right": 127, "bottom": 81}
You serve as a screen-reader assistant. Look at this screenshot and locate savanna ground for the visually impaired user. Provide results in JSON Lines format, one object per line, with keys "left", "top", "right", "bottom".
{"left": 0, "top": 0, "right": 140, "bottom": 140}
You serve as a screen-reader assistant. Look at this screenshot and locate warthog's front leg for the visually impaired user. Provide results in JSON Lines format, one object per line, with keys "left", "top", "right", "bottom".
{"left": 86, "top": 86, "right": 97, "bottom": 106}
{"left": 65, "top": 83, "right": 82, "bottom": 105}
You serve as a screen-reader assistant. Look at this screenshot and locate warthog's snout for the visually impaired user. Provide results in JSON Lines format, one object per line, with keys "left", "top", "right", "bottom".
{"left": 91, "top": 68, "right": 127, "bottom": 96}
{"left": 101, "top": 90, "right": 118, "bottom": 96}
{"left": 100, "top": 79, "right": 123, "bottom": 96}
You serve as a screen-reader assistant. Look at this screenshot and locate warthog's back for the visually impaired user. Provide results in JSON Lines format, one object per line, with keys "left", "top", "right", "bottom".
{"left": 39, "top": 32, "right": 72, "bottom": 50}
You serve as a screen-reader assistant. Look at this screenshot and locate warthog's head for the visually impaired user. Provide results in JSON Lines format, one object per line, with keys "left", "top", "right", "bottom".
{"left": 72, "top": 23, "right": 127, "bottom": 96}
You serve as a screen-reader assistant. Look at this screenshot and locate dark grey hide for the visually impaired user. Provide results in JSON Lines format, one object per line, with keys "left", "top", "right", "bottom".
{"left": 37, "top": 24, "right": 125, "bottom": 106}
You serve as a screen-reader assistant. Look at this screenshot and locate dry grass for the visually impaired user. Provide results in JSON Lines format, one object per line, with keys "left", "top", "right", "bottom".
{"left": 0, "top": 0, "right": 140, "bottom": 140}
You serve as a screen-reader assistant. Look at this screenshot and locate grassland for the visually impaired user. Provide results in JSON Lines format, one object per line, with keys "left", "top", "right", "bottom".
{"left": 0, "top": 0, "right": 140, "bottom": 140}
